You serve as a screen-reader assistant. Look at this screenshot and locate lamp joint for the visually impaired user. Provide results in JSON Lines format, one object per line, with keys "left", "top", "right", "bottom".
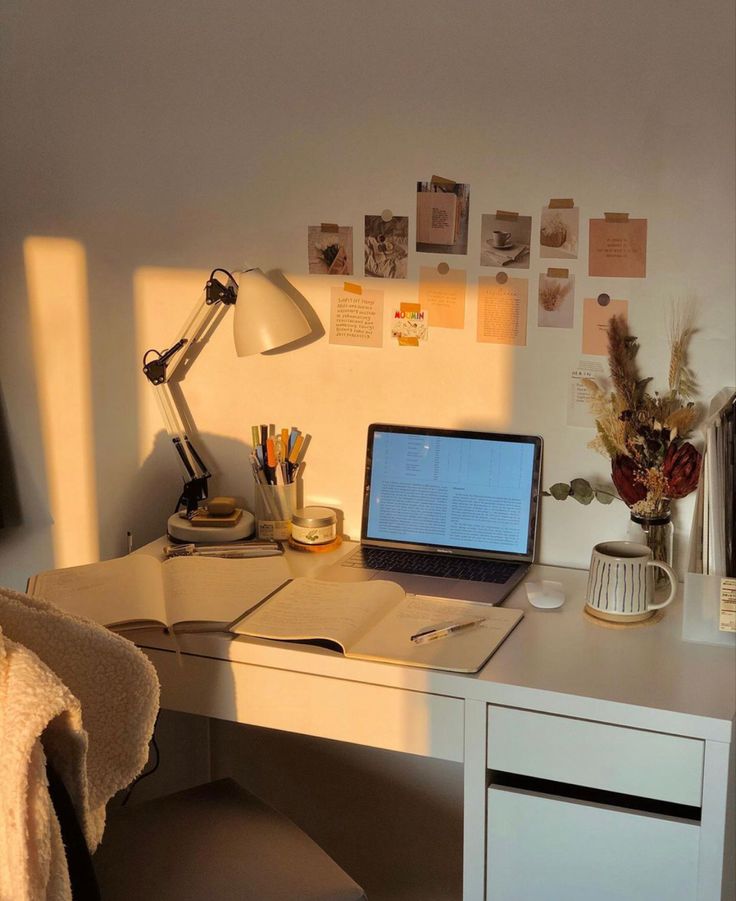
{"left": 205, "top": 277, "right": 238, "bottom": 306}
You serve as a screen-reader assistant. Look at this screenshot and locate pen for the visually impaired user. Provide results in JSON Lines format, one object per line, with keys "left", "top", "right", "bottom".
{"left": 164, "top": 542, "right": 282, "bottom": 558}
{"left": 410, "top": 618, "right": 485, "bottom": 645}
{"left": 250, "top": 424, "right": 310, "bottom": 488}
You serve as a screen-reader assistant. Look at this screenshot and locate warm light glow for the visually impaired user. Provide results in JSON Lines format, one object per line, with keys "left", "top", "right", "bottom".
{"left": 133, "top": 266, "right": 514, "bottom": 540}
{"left": 24, "top": 237, "right": 99, "bottom": 567}
{"left": 134, "top": 268, "right": 210, "bottom": 466}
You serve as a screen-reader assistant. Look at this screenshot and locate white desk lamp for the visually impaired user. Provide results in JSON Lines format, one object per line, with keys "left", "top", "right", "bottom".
{"left": 142, "top": 267, "right": 310, "bottom": 541}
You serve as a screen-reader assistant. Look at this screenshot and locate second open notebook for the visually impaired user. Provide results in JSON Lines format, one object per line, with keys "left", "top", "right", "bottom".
{"left": 229, "top": 578, "right": 523, "bottom": 673}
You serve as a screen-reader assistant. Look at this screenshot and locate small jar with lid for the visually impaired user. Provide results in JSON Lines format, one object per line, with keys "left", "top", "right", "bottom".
{"left": 290, "top": 506, "right": 337, "bottom": 546}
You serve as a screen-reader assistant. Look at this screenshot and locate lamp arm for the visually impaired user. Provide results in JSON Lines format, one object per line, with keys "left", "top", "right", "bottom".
{"left": 142, "top": 269, "right": 238, "bottom": 514}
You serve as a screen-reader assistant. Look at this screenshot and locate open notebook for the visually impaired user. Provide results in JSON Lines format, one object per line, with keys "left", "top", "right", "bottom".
{"left": 230, "top": 578, "right": 523, "bottom": 673}
{"left": 28, "top": 553, "right": 290, "bottom": 633}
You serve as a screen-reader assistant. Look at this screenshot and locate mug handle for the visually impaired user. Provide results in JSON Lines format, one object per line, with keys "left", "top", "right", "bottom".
{"left": 645, "top": 560, "right": 678, "bottom": 609}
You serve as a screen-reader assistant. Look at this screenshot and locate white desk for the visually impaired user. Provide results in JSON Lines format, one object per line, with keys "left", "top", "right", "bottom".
{"left": 138, "top": 540, "right": 735, "bottom": 901}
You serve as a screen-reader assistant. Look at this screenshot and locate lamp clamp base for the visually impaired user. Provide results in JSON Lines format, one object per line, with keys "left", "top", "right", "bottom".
{"left": 176, "top": 475, "right": 210, "bottom": 516}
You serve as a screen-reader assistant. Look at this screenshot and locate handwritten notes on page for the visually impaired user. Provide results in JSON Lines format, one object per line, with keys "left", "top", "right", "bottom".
{"left": 329, "top": 284, "right": 384, "bottom": 348}
{"left": 418, "top": 265, "right": 466, "bottom": 329}
{"left": 477, "top": 276, "right": 528, "bottom": 346}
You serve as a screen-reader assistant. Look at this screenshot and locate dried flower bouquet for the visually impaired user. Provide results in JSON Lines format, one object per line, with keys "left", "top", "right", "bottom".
{"left": 546, "top": 306, "right": 702, "bottom": 518}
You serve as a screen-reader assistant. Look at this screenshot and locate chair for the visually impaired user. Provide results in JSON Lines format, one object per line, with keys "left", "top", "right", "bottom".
{"left": 0, "top": 585, "right": 366, "bottom": 901}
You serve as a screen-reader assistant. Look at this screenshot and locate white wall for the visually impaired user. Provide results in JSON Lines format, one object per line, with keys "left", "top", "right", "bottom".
{"left": 2, "top": 0, "right": 734, "bottom": 589}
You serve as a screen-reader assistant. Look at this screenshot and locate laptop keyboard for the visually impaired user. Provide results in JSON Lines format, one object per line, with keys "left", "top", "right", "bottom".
{"left": 342, "top": 547, "right": 520, "bottom": 584}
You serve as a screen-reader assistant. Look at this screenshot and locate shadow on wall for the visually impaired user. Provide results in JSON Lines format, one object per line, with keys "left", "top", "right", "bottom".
{"left": 0, "top": 383, "right": 21, "bottom": 529}
{"left": 126, "top": 430, "right": 259, "bottom": 549}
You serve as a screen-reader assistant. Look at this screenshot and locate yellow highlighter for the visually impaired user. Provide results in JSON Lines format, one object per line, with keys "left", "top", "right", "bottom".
{"left": 288, "top": 435, "right": 304, "bottom": 465}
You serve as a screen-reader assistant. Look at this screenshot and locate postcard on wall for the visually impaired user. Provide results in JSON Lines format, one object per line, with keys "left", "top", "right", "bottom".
{"left": 480, "top": 213, "right": 531, "bottom": 269}
{"left": 418, "top": 266, "right": 466, "bottom": 329}
{"left": 582, "top": 296, "right": 628, "bottom": 355}
{"left": 589, "top": 217, "right": 647, "bottom": 278}
{"left": 538, "top": 271, "right": 574, "bottom": 328}
{"left": 477, "top": 276, "right": 528, "bottom": 346}
{"left": 391, "top": 302, "right": 428, "bottom": 346}
{"left": 364, "top": 214, "right": 409, "bottom": 279}
{"left": 416, "top": 179, "right": 470, "bottom": 255}
{"left": 329, "top": 284, "right": 383, "bottom": 348}
{"left": 308, "top": 225, "right": 353, "bottom": 275}
{"left": 539, "top": 206, "right": 579, "bottom": 259}
{"left": 567, "top": 358, "right": 606, "bottom": 427}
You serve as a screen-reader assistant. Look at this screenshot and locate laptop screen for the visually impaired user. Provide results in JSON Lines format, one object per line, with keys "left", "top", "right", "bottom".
{"left": 361, "top": 424, "right": 542, "bottom": 561}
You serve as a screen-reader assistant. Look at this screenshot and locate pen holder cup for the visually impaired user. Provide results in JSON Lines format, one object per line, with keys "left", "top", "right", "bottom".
{"left": 255, "top": 483, "right": 297, "bottom": 540}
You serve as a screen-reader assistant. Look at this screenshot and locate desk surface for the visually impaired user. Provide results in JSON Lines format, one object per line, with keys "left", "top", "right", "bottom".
{"left": 139, "top": 539, "right": 735, "bottom": 744}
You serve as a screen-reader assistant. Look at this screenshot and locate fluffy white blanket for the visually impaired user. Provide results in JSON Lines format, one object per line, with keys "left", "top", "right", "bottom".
{"left": 0, "top": 587, "right": 159, "bottom": 900}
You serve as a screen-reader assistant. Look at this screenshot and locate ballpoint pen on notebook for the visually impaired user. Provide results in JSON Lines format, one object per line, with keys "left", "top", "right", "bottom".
{"left": 410, "top": 618, "right": 486, "bottom": 645}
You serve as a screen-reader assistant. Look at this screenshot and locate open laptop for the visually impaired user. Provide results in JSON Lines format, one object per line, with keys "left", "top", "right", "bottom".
{"left": 325, "top": 424, "right": 543, "bottom": 604}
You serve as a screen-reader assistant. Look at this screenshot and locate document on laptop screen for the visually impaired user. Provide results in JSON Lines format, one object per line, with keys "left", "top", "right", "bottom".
{"left": 365, "top": 430, "right": 536, "bottom": 554}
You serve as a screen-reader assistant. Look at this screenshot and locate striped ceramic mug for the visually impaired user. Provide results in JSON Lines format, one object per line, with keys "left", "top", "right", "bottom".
{"left": 585, "top": 541, "right": 677, "bottom": 622}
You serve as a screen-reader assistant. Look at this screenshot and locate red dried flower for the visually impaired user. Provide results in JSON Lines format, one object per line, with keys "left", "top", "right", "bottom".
{"left": 611, "top": 455, "right": 648, "bottom": 508}
{"left": 663, "top": 441, "right": 702, "bottom": 499}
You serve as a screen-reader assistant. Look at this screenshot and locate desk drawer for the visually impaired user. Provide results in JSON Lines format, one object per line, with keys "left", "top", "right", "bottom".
{"left": 486, "top": 786, "right": 699, "bottom": 901}
{"left": 151, "top": 649, "right": 464, "bottom": 762}
{"left": 487, "top": 706, "right": 703, "bottom": 806}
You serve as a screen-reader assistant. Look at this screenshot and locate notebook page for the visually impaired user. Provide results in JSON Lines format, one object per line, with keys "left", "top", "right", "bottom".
{"left": 163, "top": 554, "right": 290, "bottom": 627}
{"left": 350, "top": 594, "right": 523, "bottom": 672}
{"left": 231, "top": 578, "right": 405, "bottom": 649}
{"left": 28, "top": 554, "right": 166, "bottom": 627}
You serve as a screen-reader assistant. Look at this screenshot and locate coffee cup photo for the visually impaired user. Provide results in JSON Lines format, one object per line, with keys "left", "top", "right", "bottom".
{"left": 585, "top": 541, "right": 677, "bottom": 623}
{"left": 492, "top": 230, "right": 512, "bottom": 248}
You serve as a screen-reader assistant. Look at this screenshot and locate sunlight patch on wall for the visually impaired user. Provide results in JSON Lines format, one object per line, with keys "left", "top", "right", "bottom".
{"left": 24, "top": 237, "right": 99, "bottom": 567}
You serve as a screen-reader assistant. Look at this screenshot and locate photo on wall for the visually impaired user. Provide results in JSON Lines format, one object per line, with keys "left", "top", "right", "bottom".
{"left": 308, "top": 225, "right": 353, "bottom": 275}
{"left": 480, "top": 213, "right": 531, "bottom": 269}
{"left": 539, "top": 206, "right": 579, "bottom": 259}
{"left": 364, "top": 214, "right": 409, "bottom": 278}
{"left": 416, "top": 180, "right": 470, "bottom": 255}
{"left": 538, "top": 272, "right": 575, "bottom": 328}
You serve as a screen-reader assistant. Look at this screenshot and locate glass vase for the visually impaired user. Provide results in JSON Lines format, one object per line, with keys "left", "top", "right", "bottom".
{"left": 628, "top": 511, "right": 674, "bottom": 589}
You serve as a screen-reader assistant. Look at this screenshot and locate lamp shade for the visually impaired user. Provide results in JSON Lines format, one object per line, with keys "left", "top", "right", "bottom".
{"left": 233, "top": 268, "right": 310, "bottom": 356}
